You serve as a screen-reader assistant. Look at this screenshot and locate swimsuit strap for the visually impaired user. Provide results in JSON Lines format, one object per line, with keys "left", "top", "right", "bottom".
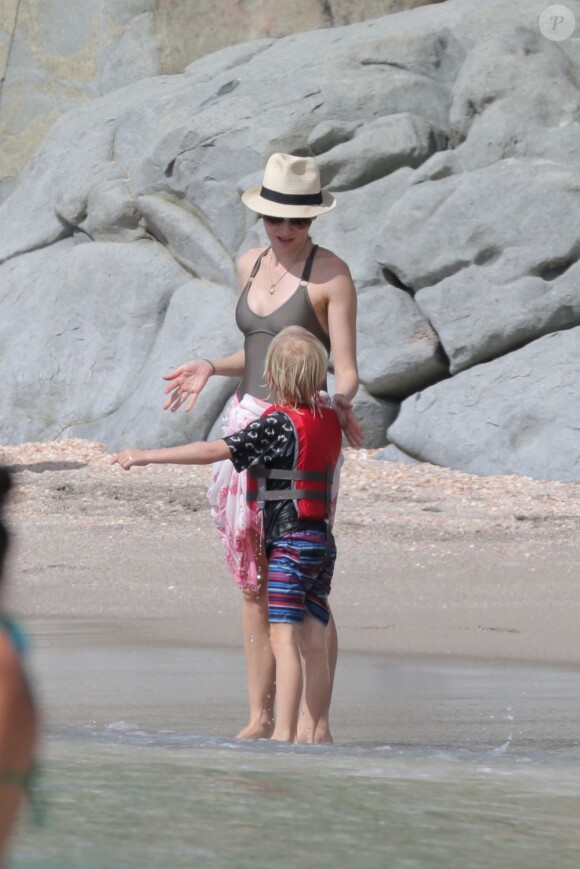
{"left": 243, "top": 243, "right": 318, "bottom": 293}
{"left": 300, "top": 244, "right": 319, "bottom": 284}
{"left": 0, "top": 614, "right": 27, "bottom": 655}
{"left": 241, "top": 247, "right": 271, "bottom": 293}
{"left": 251, "top": 246, "right": 271, "bottom": 277}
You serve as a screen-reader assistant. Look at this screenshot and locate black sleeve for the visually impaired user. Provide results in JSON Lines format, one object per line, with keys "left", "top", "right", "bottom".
{"left": 223, "top": 411, "right": 295, "bottom": 473}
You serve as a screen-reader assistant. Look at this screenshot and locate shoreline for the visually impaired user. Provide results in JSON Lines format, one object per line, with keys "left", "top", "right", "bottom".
{"left": 2, "top": 439, "right": 580, "bottom": 668}
{"left": 26, "top": 616, "right": 580, "bottom": 750}
{"left": 22, "top": 613, "right": 580, "bottom": 671}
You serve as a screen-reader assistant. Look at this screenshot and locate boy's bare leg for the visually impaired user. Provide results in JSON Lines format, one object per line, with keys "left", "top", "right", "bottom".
{"left": 269, "top": 623, "right": 303, "bottom": 742}
{"left": 313, "top": 612, "right": 336, "bottom": 744}
{"left": 297, "top": 611, "right": 336, "bottom": 744}
{"left": 236, "top": 546, "right": 276, "bottom": 740}
{"left": 297, "top": 614, "right": 331, "bottom": 744}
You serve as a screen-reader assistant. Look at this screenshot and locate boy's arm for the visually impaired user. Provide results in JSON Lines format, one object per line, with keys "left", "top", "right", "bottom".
{"left": 113, "top": 413, "right": 283, "bottom": 472}
{"left": 112, "top": 439, "right": 232, "bottom": 470}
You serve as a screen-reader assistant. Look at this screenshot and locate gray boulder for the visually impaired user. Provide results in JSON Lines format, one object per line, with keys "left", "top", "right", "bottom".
{"left": 0, "top": 0, "right": 442, "bottom": 189}
{"left": 1, "top": 0, "right": 580, "bottom": 483}
{"left": 374, "top": 444, "right": 419, "bottom": 464}
{"left": 0, "top": 237, "right": 239, "bottom": 448}
{"left": 404, "top": 159, "right": 580, "bottom": 372}
{"left": 388, "top": 328, "right": 580, "bottom": 482}
{"left": 376, "top": 159, "right": 580, "bottom": 293}
{"left": 137, "top": 194, "right": 237, "bottom": 286}
{"left": 67, "top": 280, "right": 241, "bottom": 450}
{"left": 357, "top": 286, "right": 448, "bottom": 397}
{"left": 450, "top": 29, "right": 580, "bottom": 169}
{"left": 417, "top": 260, "right": 580, "bottom": 374}
{"left": 317, "top": 113, "right": 449, "bottom": 191}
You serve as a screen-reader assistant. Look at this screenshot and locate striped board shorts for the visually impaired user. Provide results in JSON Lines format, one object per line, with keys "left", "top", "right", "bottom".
{"left": 267, "top": 530, "right": 337, "bottom": 626}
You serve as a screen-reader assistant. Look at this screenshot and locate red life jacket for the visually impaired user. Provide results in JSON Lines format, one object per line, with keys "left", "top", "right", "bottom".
{"left": 246, "top": 403, "right": 342, "bottom": 522}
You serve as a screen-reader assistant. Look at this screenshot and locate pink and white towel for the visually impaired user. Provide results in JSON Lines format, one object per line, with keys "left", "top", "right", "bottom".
{"left": 207, "top": 392, "right": 343, "bottom": 590}
{"left": 207, "top": 393, "right": 271, "bottom": 589}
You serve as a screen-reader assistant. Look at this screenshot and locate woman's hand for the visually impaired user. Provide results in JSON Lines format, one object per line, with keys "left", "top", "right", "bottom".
{"left": 331, "top": 394, "right": 365, "bottom": 449}
{"left": 111, "top": 449, "right": 148, "bottom": 470}
{"left": 162, "top": 359, "right": 214, "bottom": 413}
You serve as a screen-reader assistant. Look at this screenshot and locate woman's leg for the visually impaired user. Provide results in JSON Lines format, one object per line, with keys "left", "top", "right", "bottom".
{"left": 236, "top": 536, "right": 276, "bottom": 740}
{"left": 269, "top": 623, "right": 303, "bottom": 743}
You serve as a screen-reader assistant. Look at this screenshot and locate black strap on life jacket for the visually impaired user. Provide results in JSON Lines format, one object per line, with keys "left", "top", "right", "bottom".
{"left": 246, "top": 464, "right": 334, "bottom": 552}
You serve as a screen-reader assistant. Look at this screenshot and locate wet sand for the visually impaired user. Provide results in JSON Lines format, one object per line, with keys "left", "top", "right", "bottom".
{"left": 6, "top": 440, "right": 580, "bottom": 868}
{"left": 2, "top": 439, "right": 580, "bottom": 666}
{"left": 26, "top": 617, "right": 580, "bottom": 750}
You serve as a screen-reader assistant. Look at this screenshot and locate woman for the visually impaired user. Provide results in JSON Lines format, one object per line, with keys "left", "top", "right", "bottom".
{"left": 163, "top": 153, "right": 361, "bottom": 742}
{"left": 0, "top": 468, "right": 39, "bottom": 865}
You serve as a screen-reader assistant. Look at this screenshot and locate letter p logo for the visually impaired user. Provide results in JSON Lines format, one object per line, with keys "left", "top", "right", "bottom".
{"left": 539, "top": 5, "right": 576, "bottom": 41}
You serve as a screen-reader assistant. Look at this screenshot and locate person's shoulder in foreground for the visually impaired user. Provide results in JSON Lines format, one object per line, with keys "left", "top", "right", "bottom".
{"left": 0, "top": 468, "right": 39, "bottom": 861}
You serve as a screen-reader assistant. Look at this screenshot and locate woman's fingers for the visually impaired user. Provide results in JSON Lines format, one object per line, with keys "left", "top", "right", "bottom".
{"left": 183, "top": 393, "right": 198, "bottom": 413}
{"left": 166, "top": 374, "right": 211, "bottom": 412}
{"left": 162, "top": 365, "right": 188, "bottom": 382}
{"left": 168, "top": 391, "right": 198, "bottom": 413}
{"left": 348, "top": 412, "right": 365, "bottom": 447}
{"left": 163, "top": 392, "right": 176, "bottom": 412}
{"left": 163, "top": 389, "right": 182, "bottom": 410}
{"left": 164, "top": 382, "right": 193, "bottom": 412}
{"left": 333, "top": 395, "right": 365, "bottom": 448}
{"left": 344, "top": 424, "right": 365, "bottom": 449}
{"left": 168, "top": 387, "right": 199, "bottom": 413}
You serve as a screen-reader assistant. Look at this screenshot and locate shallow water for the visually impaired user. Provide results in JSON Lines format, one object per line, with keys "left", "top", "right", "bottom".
{"left": 12, "top": 620, "right": 580, "bottom": 868}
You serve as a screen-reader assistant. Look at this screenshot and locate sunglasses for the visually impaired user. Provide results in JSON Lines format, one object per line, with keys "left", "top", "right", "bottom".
{"left": 261, "top": 215, "right": 312, "bottom": 229}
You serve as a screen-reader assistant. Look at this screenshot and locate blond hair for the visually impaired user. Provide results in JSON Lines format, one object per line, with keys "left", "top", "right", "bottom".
{"left": 265, "top": 326, "right": 328, "bottom": 411}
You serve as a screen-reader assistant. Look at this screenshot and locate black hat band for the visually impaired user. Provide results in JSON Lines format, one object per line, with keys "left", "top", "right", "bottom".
{"left": 260, "top": 186, "right": 323, "bottom": 206}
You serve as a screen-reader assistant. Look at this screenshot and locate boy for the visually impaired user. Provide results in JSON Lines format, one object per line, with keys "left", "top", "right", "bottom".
{"left": 113, "top": 326, "right": 342, "bottom": 743}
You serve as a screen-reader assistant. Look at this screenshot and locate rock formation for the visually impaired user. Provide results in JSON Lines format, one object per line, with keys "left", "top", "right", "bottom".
{"left": 0, "top": 0, "right": 442, "bottom": 194}
{"left": 1, "top": 0, "right": 579, "bottom": 481}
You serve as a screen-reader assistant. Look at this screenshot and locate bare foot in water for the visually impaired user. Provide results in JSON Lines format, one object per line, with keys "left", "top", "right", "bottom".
{"left": 312, "top": 728, "right": 334, "bottom": 745}
{"left": 235, "top": 718, "right": 275, "bottom": 740}
{"left": 297, "top": 713, "right": 334, "bottom": 745}
{"left": 297, "top": 727, "right": 334, "bottom": 745}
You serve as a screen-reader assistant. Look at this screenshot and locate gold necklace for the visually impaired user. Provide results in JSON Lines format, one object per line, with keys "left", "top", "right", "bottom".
{"left": 267, "top": 250, "right": 293, "bottom": 295}
{"left": 267, "top": 241, "right": 309, "bottom": 295}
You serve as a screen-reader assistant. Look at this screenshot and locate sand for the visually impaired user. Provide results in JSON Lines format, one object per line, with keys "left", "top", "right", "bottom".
{"left": 2, "top": 439, "right": 580, "bottom": 665}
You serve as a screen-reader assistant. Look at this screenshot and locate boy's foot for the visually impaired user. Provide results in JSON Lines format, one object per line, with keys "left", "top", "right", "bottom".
{"left": 313, "top": 729, "right": 334, "bottom": 745}
{"left": 297, "top": 715, "right": 334, "bottom": 744}
{"left": 296, "top": 728, "right": 334, "bottom": 745}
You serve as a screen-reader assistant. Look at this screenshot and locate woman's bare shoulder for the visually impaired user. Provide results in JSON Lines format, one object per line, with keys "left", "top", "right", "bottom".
{"left": 314, "top": 245, "right": 353, "bottom": 281}
{"left": 0, "top": 630, "right": 24, "bottom": 697}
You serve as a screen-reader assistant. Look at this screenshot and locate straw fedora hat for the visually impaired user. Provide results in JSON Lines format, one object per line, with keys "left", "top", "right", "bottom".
{"left": 242, "top": 153, "right": 336, "bottom": 218}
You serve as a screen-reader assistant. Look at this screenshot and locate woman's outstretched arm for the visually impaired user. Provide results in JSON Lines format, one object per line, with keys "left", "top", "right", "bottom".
{"left": 162, "top": 349, "right": 245, "bottom": 413}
